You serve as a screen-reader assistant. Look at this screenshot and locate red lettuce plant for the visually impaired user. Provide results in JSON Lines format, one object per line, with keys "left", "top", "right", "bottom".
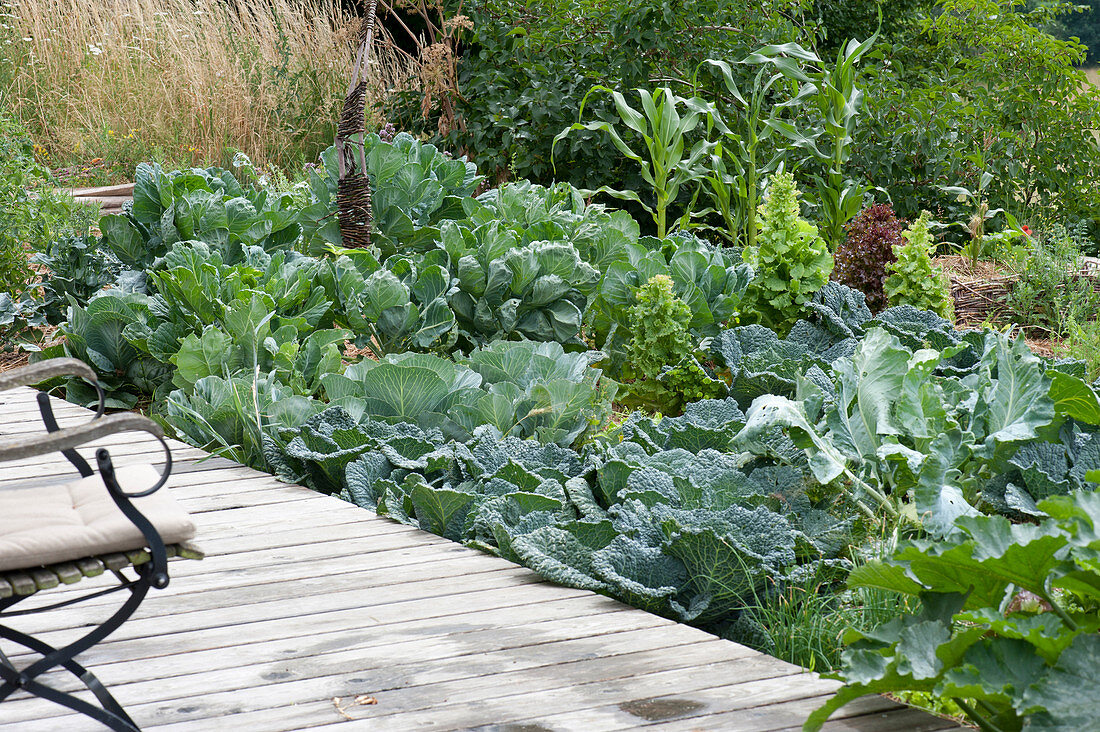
{"left": 832, "top": 203, "right": 904, "bottom": 312}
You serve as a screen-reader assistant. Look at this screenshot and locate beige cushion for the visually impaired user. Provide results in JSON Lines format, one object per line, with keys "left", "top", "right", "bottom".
{"left": 0, "top": 464, "right": 196, "bottom": 571}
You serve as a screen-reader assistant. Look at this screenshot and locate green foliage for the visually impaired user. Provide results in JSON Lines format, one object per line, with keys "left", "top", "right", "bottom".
{"left": 742, "top": 172, "right": 834, "bottom": 335}
{"left": 133, "top": 242, "right": 341, "bottom": 395}
{"left": 1007, "top": 228, "right": 1100, "bottom": 339}
{"left": 417, "top": 0, "right": 804, "bottom": 193}
{"left": 329, "top": 250, "right": 457, "bottom": 357}
{"left": 553, "top": 86, "right": 715, "bottom": 238}
{"left": 57, "top": 292, "right": 172, "bottom": 408}
{"left": 0, "top": 292, "right": 46, "bottom": 354}
{"left": 853, "top": 0, "right": 1100, "bottom": 243}
{"left": 1059, "top": 317, "right": 1100, "bottom": 382}
{"left": 883, "top": 211, "right": 954, "bottom": 319}
{"left": 928, "top": 0, "right": 1100, "bottom": 228}
{"left": 738, "top": 34, "right": 878, "bottom": 247}
{"left": 0, "top": 112, "right": 95, "bottom": 297}
{"left": 279, "top": 395, "right": 851, "bottom": 639}
{"left": 589, "top": 232, "right": 753, "bottom": 376}
{"left": 31, "top": 234, "right": 123, "bottom": 325}
{"left": 164, "top": 372, "right": 321, "bottom": 471}
{"left": 439, "top": 220, "right": 599, "bottom": 348}
{"left": 807, "top": 490, "right": 1100, "bottom": 732}
{"left": 101, "top": 161, "right": 302, "bottom": 270}
{"left": 628, "top": 275, "right": 692, "bottom": 383}
{"left": 318, "top": 341, "right": 614, "bottom": 448}
{"left": 619, "top": 275, "right": 696, "bottom": 412}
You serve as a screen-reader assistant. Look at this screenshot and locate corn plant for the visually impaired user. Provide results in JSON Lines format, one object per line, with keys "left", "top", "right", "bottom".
{"left": 552, "top": 86, "right": 715, "bottom": 238}
{"left": 744, "top": 33, "right": 878, "bottom": 247}
{"left": 693, "top": 60, "right": 798, "bottom": 250}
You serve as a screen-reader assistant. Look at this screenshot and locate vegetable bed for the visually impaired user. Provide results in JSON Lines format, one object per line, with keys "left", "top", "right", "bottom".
{"left": 25, "top": 132, "right": 1100, "bottom": 730}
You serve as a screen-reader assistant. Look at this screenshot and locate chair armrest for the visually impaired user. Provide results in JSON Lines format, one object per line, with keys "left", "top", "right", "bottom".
{"left": 0, "top": 413, "right": 164, "bottom": 464}
{"left": 0, "top": 358, "right": 98, "bottom": 392}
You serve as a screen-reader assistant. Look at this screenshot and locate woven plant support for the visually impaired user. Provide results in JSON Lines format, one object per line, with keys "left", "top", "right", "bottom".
{"left": 337, "top": 174, "right": 373, "bottom": 250}
{"left": 948, "top": 262, "right": 1100, "bottom": 324}
{"left": 335, "top": 0, "right": 378, "bottom": 249}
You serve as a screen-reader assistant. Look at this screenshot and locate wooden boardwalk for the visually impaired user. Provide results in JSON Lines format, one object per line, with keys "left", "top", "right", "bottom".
{"left": 0, "top": 386, "right": 959, "bottom": 731}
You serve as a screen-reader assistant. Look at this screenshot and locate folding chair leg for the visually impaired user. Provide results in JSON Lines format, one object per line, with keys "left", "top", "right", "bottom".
{"left": 0, "top": 578, "right": 151, "bottom": 731}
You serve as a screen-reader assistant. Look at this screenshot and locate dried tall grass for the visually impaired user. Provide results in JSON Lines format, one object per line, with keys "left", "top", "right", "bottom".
{"left": 0, "top": 0, "right": 412, "bottom": 175}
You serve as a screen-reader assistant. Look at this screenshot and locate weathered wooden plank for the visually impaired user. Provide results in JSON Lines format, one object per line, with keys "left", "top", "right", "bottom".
{"left": 2, "top": 613, "right": 693, "bottom": 724}
{"left": 16, "top": 641, "right": 757, "bottom": 730}
{"left": 653, "top": 694, "right": 957, "bottom": 732}
{"left": 14, "top": 563, "right": 565, "bottom": 643}
{"left": 20, "top": 541, "right": 522, "bottom": 621}
{"left": 24, "top": 518, "right": 452, "bottom": 607}
{"left": 71, "top": 183, "right": 134, "bottom": 197}
{"left": 12, "top": 592, "right": 633, "bottom": 675}
{"left": 12, "top": 598, "right": 655, "bottom": 689}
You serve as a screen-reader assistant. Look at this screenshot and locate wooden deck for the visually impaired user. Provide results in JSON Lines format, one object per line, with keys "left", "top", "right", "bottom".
{"left": 0, "top": 386, "right": 960, "bottom": 731}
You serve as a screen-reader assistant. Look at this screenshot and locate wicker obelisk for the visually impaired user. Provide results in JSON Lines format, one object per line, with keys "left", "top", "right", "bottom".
{"left": 335, "top": 0, "right": 378, "bottom": 249}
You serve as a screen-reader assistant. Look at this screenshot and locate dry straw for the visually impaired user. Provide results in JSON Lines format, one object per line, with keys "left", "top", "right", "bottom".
{"left": 2, "top": 0, "right": 413, "bottom": 171}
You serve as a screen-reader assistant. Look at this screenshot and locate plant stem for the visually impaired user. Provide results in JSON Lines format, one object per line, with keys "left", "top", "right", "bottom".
{"left": 952, "top": 698, "right": 1006, "bottom": 732}
{"left": 1039, "top": 592, "right": 1078, "bottom": 632}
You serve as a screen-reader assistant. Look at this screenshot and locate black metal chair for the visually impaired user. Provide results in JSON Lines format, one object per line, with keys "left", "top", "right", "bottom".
{"left": 0, "top": 358, "right": 200, "bottom": 731}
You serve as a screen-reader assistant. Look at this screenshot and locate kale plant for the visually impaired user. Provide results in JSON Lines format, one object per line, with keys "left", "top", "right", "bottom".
{"left": 31, "top": 234, "right": 124, "bottom": 325}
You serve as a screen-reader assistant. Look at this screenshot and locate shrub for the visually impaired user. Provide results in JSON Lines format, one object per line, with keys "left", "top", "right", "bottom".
{"left": 883, "top": 211, "right": 954, "bottom": 320}
{"left": 1006, "top": 227, "right": 1100, "bottom": 338}
{"left": 0, "top": 113, "right": 96, "bottom": 299}
{"left": 742, "top": 172, "right": 833, "bottom": 335}
{"left": 389, "top": 0, "right": 805, "bottom": 193}
{"left": 832, "top": 204, "right": 904, "bottom": 312}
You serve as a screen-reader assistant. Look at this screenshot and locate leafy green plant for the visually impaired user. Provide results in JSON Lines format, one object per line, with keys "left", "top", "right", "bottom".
{"left": 465, "top": 180, "right": 640, "bottom": 272}
{"left": 621, "top": 275, "right": 687, "bottom": 407}
{"left": 1058, "top": 317, "right": 1100, "bottom": 381}
{"left": 693, "top": 60, "right": 795, "bottom": 249}
{"left": 126, "top": 242, "right": 339, "bottom": 394}
{"left": 438, "top": 220, "right": 599, "bottom": 348}
{"left": 618, "top": 274, "right": 724, "bottom": 414}
{"left": 0, "top": 292, "right": 47, "bottom": 355}
{"left": 277, "top": 393, "right": 851, "bottom": 638}
{"left": 588, "top": 232, "right": 752, "bottom": 375}
{"left": 743, "top": 33, "right": 878, "bottom": 247}
{"left": 57, "top": 292, "right": 173, "bottom": 408}
{"left": 0, "top": 112, "right": 95, "bottom": 295}
{"left": 164, "top": 372, "right": 321, "bottom": 471}
{"left": 926, "top": 0, "right": 1100, "bottom": 232}
{"left": 415, "top": 0, "right": 799, "bottom": 192}
{"left": 807, "top": 490, "right": 1100, "bottom": 732}
{"left": 319, "top": 341, "right": 614, "bottom": 447}
{"left": 553, "top": 86, "right": 715, "bottom": 238}
{"left": 883, "top": 211, "right": 953, "bottom": 319}
{"left": 831, "top": 204, "right": 903, "bottom": 312}
{"left": 31, "top": 234, "right": 124, "bottom": 325}
{"left": 742, "top": 171, "right": 834, "bottom": 335}
{"left": 329, "top": 250, "right": 457, "bottom": 357}
{"left": 1006, "top": 230, "right": 1100, "bottom": 339}
{"left": 101, "top": 161, "right": 302, "bottom": 270}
